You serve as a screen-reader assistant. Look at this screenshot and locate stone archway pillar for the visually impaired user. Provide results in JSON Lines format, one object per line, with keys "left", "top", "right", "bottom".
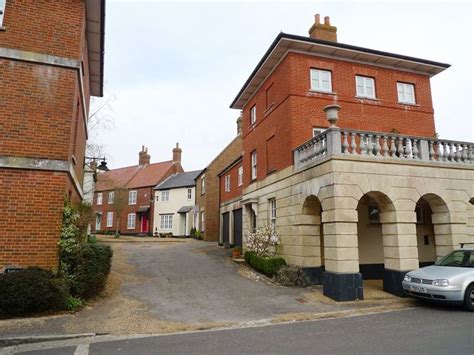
{"left": 432, "top": 210, "right": 467, "bottom": 258}
{"left": 380, "top": 210, "right": 419, "bottom": 296}
{"left": 322, "top": 196, "right": 363, "bottom": 301}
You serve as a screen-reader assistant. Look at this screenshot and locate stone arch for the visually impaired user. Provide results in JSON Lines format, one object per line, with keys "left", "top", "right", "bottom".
{"left": 417, "top": 193, "right": 453, "bottom": 259}
{"left": 299, "top": 194, "right": 324, "bottom": 283}
{"left": 356, "top": 191, "right": 396, "bottom": 280}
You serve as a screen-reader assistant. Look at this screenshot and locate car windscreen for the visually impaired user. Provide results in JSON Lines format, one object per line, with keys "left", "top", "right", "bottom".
{"left": 435, "top": 250, "right": 473, "bottom": 267}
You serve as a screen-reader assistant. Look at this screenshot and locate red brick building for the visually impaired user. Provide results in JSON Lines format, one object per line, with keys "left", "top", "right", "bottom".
{"left": 194, "top": 117, "right": 242, "bottom": 241}
{"left": 92, "top": 146, "right": 183, "bottom": 236}
{"left": 0, "top": 1, "right": 105, "bottom": 271}
{"left": 231, "top": 15, "right": 447, "bottom": 188}
{"left": 225, "top": 14, "right": 474, "bottom": 302}
{"left": 218, "top": 156, "right": 243, "bottom": 246}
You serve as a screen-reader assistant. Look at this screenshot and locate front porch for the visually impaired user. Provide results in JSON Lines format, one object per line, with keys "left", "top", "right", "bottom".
{"left": 242, "top": 123, "right": 474, "bottom": 301}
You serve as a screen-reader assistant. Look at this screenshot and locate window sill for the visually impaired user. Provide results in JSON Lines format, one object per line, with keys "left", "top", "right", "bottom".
{"left": 398, "top": 101, "right": 419, "bottom": 107}
{"left": 0, "top": 26, "right": 7, "bottom": 32}
{"left": 264, "top": 103, "right": 275, "bottom": 117}
{"left": 355, "top": 96, "right": 379, "bottom": 101}
{"left": 266, "top": 169, "right": 277, "bottom": 176}
{"left": 309, "top": 89, "right": 336, "bottom": 95}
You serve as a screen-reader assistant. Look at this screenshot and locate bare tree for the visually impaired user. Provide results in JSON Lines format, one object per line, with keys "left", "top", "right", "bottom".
{"left": 86, "top": 93, "right": 116, "bottom": 158}
{"left": 112, "top": 188, "right": 128, "bottom": 237}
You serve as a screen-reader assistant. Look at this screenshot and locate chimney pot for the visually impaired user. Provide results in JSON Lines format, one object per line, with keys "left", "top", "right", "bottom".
{"left": 309, "top": 13, "right": 337, "bottom": 42}
{"left": 138, "top": 146, "right": 151, "bottom": 165}
{"left": 173, "top": 143, "right": 182, "bottom": 164}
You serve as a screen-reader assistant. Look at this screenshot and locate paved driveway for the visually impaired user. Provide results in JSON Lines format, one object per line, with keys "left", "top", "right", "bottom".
{"left": 122, "top": 241, "right": 335, "bottom": 323}
{"left": 0, "top": 239, "right": 410, "bottom": 338}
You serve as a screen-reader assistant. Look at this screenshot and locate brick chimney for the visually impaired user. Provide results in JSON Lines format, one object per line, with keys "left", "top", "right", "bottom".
{"left": 308, "top": 14, "right": 337, "bottom": 42}
{"left": 236, "top": 113, "right": 242, "bottom": 135}
{"left": 172, "top": 143, "right": 182, "bottom": 163}
{"left": 138, "top": 146, "right": 151, "bottom": 165}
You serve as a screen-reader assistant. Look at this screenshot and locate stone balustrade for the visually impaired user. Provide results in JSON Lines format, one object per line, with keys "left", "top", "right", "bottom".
{"left": 294, "top": 128, "right": 474, "bottom": 170}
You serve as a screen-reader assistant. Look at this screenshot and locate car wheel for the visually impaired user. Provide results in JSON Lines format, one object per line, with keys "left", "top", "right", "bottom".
{"left": 464, "top": 284, "right": 474, "bottom": 312}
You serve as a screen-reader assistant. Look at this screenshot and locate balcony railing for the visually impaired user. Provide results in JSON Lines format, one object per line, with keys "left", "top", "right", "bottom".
{"left": 294, "top": 128, "right": 474, "bottom": 170}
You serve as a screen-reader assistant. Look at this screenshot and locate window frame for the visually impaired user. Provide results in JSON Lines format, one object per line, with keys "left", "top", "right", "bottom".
{"left": 397, "top": 82, "right": 416, "bottom": 105}
{"left": 108, "top": 191, "right": 114, "bottom": 204}
{"left": 128, "top": 190, "right": 137, "bottom": 205}
{"left": 127, "top": 213, "right": 136, "bottom": 229}
{"left": 161, "top": 190, "right": 170, "bottom": 202}
{"left": 0, "top": 0, "right": 6, "bottom": 27}
{"left": 224, "top": 175, "right": 231, "bottom": 192}
{"left": 250, "top": 105, "right": 257, "bottom": 126}
{"left": 310, "top": 68, "right": 332, "bottom": 93}
{"left": 237, "top": 166, "right": 243, "bottom": 186}
{"left": 269, "top": 198, "right": 277, "bottom": 232}
{"left": 201, "top": 210, "right": 205, "bottom": 231}
{"left": 251, "top": 151, "right": 257, "bottom": 181}
{"left": 160, "top": 214, "right": 173, "bottom": 230}
{"left": 355, "top": 75, "right": 376, "bottom": 99}
{"left": 106, "top": 211, "right": 113, "bottom": 227}
{"left": 312, "top": 127, "right": 327, "bottom": 137}
{"left": 187, "top": 188, "right": 192, "bottom": 200}
{"left": 201, "top": 175, "right": 206, "bottom": 195}
{"left": 97, "top": 192, "right": 103, "bottom": 205}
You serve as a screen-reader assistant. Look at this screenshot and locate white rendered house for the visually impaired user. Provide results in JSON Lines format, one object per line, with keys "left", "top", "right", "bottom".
{"left": 153, "top": 170, "right": 202, "bottom": 236}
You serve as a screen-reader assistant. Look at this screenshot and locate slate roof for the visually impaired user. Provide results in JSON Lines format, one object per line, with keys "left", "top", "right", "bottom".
{"left": 155, "top": 170, "right": 202, "bottom": 190}
{"left": 95, "top": 161, "right": 176, "bottom": 191}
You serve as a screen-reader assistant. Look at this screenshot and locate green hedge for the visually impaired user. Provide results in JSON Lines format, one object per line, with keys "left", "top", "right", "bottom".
{"left": 0, "top": 268, "right": 69, "bottom": 316}
{"left": 244, "top": 251, "right": 287, "bottom": 277}
{"left": 63, "top": 244, "right": 113, "bottom": 299}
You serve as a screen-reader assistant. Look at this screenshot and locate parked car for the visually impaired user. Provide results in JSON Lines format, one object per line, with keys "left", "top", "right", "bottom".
{"left": 402, "top": 244, "right": 474, "bottom": 311}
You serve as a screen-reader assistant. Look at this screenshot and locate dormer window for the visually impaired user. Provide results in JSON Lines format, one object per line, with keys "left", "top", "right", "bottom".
{"left": 355, "top": 75, "right": 376, "bottom": 99}
{"left": 310, "top": 69, "right": 332, "bottom": 93}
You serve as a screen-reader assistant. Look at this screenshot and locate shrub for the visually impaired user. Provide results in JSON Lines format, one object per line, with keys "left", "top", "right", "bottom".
{"left": 87, "top": 234, "right": 97, "bottom": 244}
{"left": 274, "top": 266, "right": 308, "bottom": 287}
{"left": 244, "top": 251, "right": 286, "bottom": 277}
{"left": 66, "top": 296, "right": 84, "bottom": 311}
{"left": 245, "top": 226, "right": 279, "bottom": 257}
{"left": 63, "top": 244, "right": 113, "bottom": 299}
{"left": 195, "top": 230, "right": 202, "bottom": 240}
{"left": 0, "top": 268, "right": 69, "bottom": 316}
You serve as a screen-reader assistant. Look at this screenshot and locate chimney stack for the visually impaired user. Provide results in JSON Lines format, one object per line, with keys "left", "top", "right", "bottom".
{"left": 236, "top": 113, "right": 243, "bottom": 135}
{"left": 138, "top": 145, "right": 151, "bottom": 165}
{"left": 308, "top": 13, "right": 337, "bottom": 42}
{"left": 172, "top": 143, "right": 182, "bottom": 163}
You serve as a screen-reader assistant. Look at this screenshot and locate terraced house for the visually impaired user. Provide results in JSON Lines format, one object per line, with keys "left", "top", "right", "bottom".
{"left": 229, "top": 14, "right": 474, "bottom": 301}
{"left": 0, "top": 0, "right": 105, "bottom": 271}
{"left": 93, "top": 145, "right": 183, "bottom": 236}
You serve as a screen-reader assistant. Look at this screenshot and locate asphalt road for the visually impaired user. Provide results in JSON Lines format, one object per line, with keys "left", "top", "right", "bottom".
{"left": 14, "top": 306, "right": 474, "bottom": 355}
{"left": 121, "top": 242, "right": 357, "bottom": 323}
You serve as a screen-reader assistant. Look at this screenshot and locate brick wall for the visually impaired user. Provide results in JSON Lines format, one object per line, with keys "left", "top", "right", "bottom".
{"left": 241, "top": 52, "right": 436, "bottom": 188}
{"left": 93, "top": 186, "right": 155, "bottom": 235}
{"left": 219, "top": 159, "right": 243, "bottom": 203}
{"left": 0, "top": 169, "right": 66, "bottom": 271}
{"left": 195, "top": 136, "right": 242, "bottom": 241}
{"left": 0, "top": 1, "right": 92, "bottom": 270}
{"left": 0, "top": 0, "right": 85, "bottom": 58}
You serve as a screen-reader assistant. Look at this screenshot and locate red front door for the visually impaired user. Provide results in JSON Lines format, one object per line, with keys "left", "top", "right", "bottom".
{"left": 141, "top": 214, "right": 149, "bottom": 233}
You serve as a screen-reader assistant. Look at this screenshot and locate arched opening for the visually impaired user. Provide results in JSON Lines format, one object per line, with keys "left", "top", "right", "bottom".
{"left": 303, "top": 195, "right": 324, "bottom": 267}
{"left": 415, "top": 197, "right": 437, "bottom": 266}
{"left": 357, "top": 191, "right": 395, "bottom": 295}
{"left": 417, "top": 193, "right": 451, "bottom": 260}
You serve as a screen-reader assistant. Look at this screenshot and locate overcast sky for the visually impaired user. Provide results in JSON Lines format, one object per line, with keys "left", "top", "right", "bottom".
{"left": 93, "top": 0, "right": 473, "bottom": 171}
